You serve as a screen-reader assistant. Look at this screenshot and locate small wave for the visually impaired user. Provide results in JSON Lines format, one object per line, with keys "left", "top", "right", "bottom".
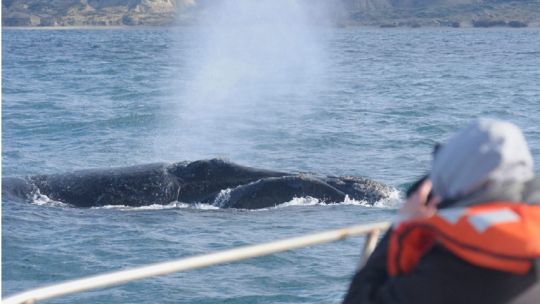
{"left": 92, "top": 201, "right": 220, "bottom": 211}
{"left": 516, "top": 51, "right": 540, "bottom": 55}
{"left": 31, "top": 192, "right": 69, "bottom": 207}
{"left": 213, "top": 188, "right": 232, "bottom": 208}
{"left": 263, "top": 188, "right": 403, "bottom": 210}
{"left": 274, "top": 196, "right": 323, "bottom": 208}
{"left": 30, "top": 188, "right": 402, "bottom": 211}
{"left": 366, "top": 188, "right": 402, "bottom": 209}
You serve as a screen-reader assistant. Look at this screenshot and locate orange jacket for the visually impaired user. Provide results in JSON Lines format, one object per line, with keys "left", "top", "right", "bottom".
{"left": 388, "top": 202, "right": 540, "bottom": 276}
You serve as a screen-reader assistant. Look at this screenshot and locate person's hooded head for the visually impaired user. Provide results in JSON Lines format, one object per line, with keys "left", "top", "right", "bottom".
{"left": 429, "top": 118, "right": 535, "bottom": 208}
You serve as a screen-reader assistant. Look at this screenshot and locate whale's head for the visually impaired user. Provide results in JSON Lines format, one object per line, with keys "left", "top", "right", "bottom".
{"left": 2, "top": 177, "right": 38, "bottom": 203}
{"left": 325, "top": 176, "right": 393, "bottom": 203}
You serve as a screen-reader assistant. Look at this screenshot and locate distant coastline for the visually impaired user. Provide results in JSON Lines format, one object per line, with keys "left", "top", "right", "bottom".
{"left": 1, "top": 25, "right": 168, "bottom": 30}
{"left": 4, "top": 24, "right": 540, "bottom": 30}
{"left": 2, "top": 26, "right": 132, "bottom": 30}
{"left": 3, "top": 0, "right": 540, "bottom": 29}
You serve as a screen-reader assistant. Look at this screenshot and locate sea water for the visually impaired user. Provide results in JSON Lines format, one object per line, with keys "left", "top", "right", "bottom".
{"left": 2, "top": 27, "right": 540, "bottom": 303}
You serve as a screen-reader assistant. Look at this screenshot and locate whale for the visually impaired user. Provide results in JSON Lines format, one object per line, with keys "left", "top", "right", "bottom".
{"left": 1, "top": 159, "right": 393, "bottom": 209}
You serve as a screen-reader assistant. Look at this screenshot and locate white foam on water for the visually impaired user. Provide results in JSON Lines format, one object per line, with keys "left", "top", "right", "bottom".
{"left": 213, "top": 188, "right": 233, "bottom": 208}
{"left": 273, "top": 196, "right": 323, "bottom": 208}
{"left": 30, "top": 187, "right": 402, "bottom": 211}
{"left": 92, "top": 201, "right": 220, "bottom": 211}
{"left": 367, "top": 188, "right": 403, "bottom": 209}
{"left": 31, "top": 192, "right": 69, "bottom": 207}
{"left": 257, "top": 188, "right": 403, "bottom": 210}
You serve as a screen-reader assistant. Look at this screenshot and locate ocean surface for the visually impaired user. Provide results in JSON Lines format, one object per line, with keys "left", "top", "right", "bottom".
{"left": 2, "top": 27, "right": 540, "bottom": 303}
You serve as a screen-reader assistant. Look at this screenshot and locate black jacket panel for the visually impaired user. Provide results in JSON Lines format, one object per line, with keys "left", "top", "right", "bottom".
{"left": 343, "top": 231, "right": 538, "bottom": 304}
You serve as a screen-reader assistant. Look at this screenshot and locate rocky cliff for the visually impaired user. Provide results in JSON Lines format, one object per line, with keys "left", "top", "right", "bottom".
{"left": 2, "top": 0, "right": 539, "bottom": 27}
{"left": 340, "top": 0, "right": 540, "bottom": 27}
{"left": 2, "top": 0, "right": 196, "bottom": 26}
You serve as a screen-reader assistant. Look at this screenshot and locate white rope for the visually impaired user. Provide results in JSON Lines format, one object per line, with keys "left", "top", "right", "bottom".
{"left": 2, "top": 221, "right": 390, "bottom": 304}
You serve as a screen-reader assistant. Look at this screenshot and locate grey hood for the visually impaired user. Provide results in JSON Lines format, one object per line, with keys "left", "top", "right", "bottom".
{"left": 430, "top": 118, "right": 535, "bottom": 206}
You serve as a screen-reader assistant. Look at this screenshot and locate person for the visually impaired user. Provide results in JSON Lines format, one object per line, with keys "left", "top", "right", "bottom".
{"left": 343, "top": 118, "right": 540, "bottom": 304}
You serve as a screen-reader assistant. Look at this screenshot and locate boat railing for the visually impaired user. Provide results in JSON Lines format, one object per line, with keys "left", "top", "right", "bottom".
{"left": 2, "top": 221, "right": 390, "bottom": 304}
